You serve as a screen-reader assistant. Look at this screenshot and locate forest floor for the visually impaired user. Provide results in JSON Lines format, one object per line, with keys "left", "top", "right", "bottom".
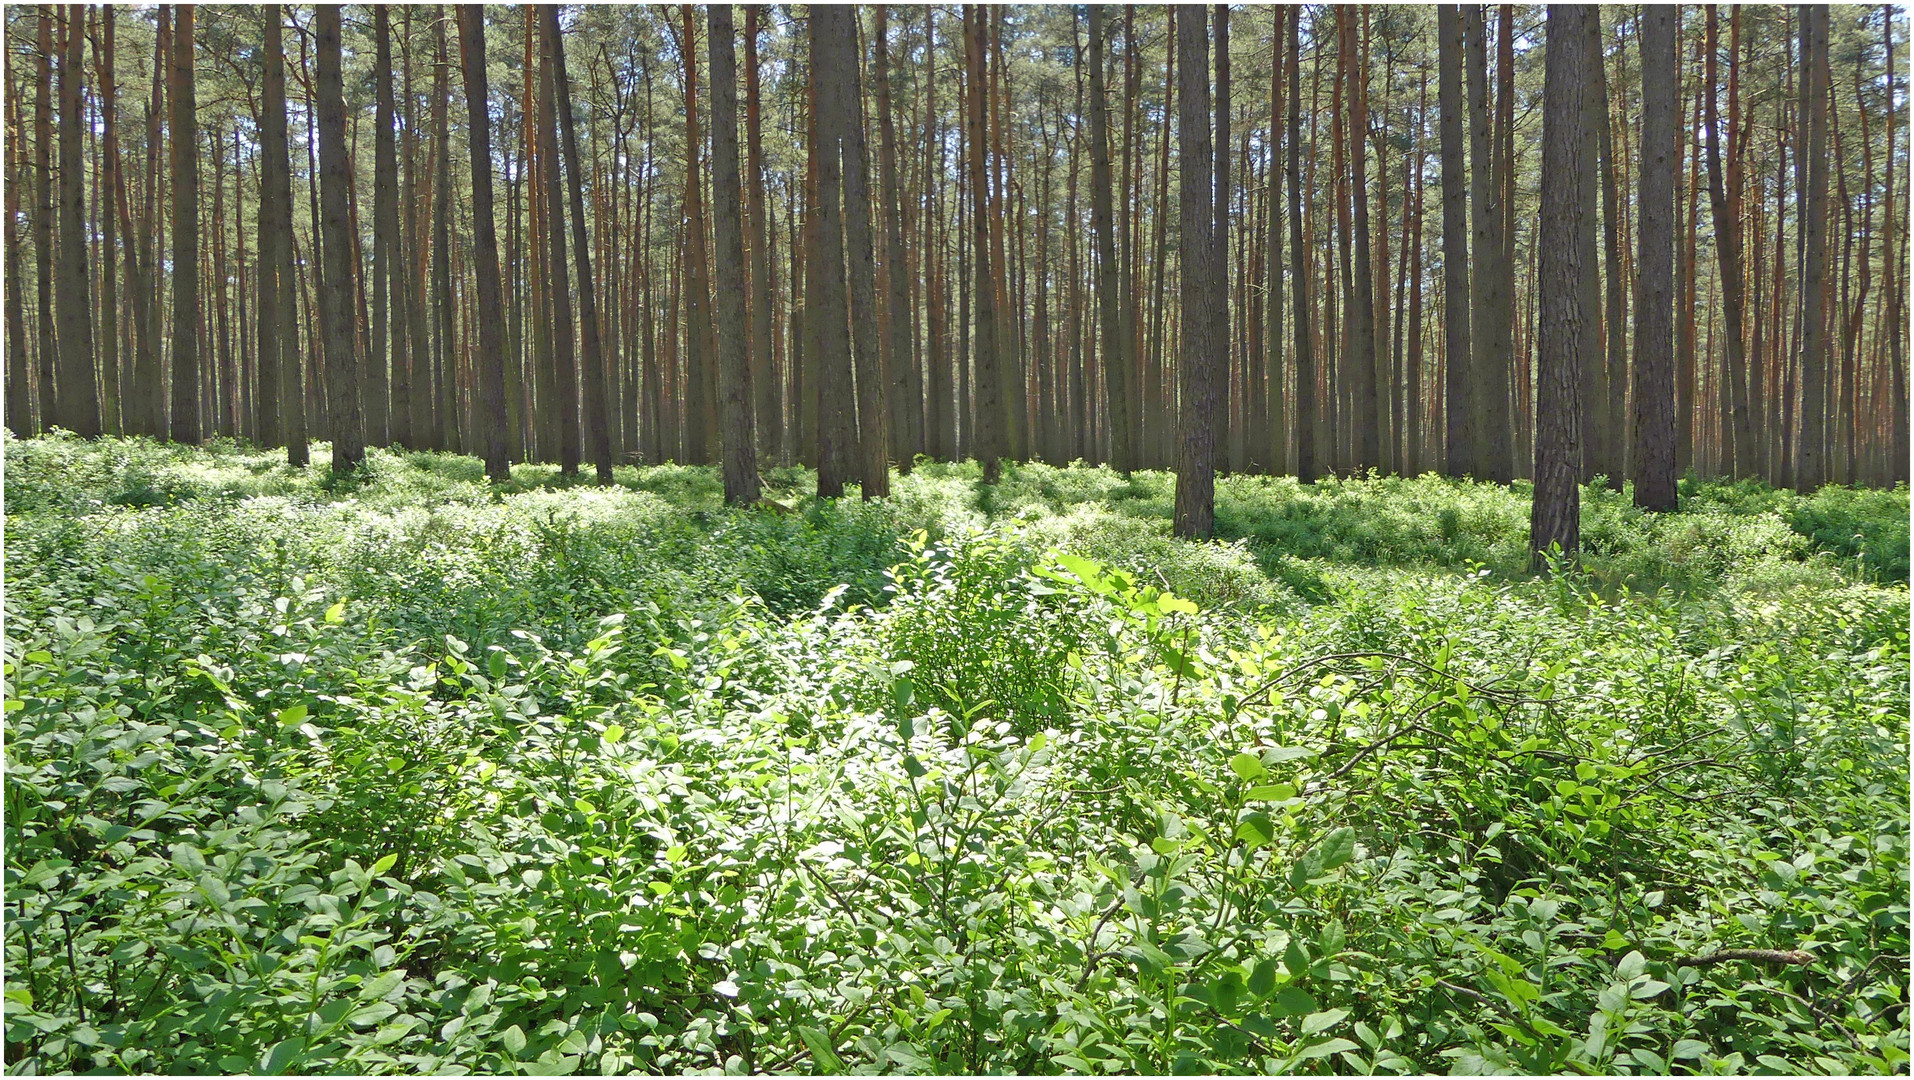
{"left": 4, "top": 433, "right": 1909, "bottom": 1075}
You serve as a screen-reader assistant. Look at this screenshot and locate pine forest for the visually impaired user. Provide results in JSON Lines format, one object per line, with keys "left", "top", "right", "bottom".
{"left": 4, "top": 5, "right": 1909, "bottom": 1075}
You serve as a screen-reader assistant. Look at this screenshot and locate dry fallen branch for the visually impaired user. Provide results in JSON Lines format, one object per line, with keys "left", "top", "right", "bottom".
{"left": 1676, "top": 948, "right": 1816, "bottom": 968}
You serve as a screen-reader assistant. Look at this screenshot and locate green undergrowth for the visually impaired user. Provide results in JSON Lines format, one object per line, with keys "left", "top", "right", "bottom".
{"left": 5, "top": 434, "right": 1908, "bottom": 1075}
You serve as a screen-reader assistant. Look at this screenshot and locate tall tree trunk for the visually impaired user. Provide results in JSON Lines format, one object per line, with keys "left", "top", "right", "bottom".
{"left": 34, "top": 7, "right": 55, "bottom": 434}
{"left": 1794, "top": 5, "right": 1830, "bottom": 489}
{"left": 1264, "top": 8, "right": 1287, "bottom": 475}
{"left": 56, "top": 4, "right": 99, "bottom": 435}
{"left": 1213, "top": 5, "right": 1232, "bottom": 475}
{"left": 168, "top": 4, "right": 199, "bottom": 444}
{"left": 1090, "top": 5, "right": 1129, "bottom": 472}
{"left": 1533, "top": 4, "right": 1595, "bottom": 567}
{"left": 813, "top": 5, "right": 858, "bottom": 496}
{"left": 545, "top": 8, "right": 614, "bottom": 483}
{"left": 1438, "top": 4, "right": 1470, "bottom": 477}
{"left": 95, "top": 6, "right": 121, "bottom": 435}
{"left": 536, "top": 13, "right": 579, "bottom": 476}
{"left": 1702, "top": 5, "right": 1756, "bottom": 481}
{"left": 964, "top": 5, "right": 1004, "bottom": 483}
{"left": 1289, "top": 7, "right": 1316, "bottom": 483}
{"left": 315, "top": 6, "right": 361, "bottom": 473}
{"left": 874, "top": 5, "right": 919, "bottom": 475}
{"left": 1465, "top": 5, "right": 1513, "bottom": 482}
{"left": 843, "top": 11, "right": 888, "bottom": 497}
{"left": 1886, "top": 5, "right": 1909, "bottom": 484}
{"left": 370, "top": 6, "right": 399, "bottom": 448}
{"left": 5, "top": 77, "right": 30, "bottom": 433}
{"left": 680, "top": 6, "right": 715, "bottom": 465}
{"left": 457, "top": 5, "right": 510, "bottom": 482}
{"left": 258, "top": 7, "right": 301, "bottom": 462}
{"left": 1346, "top": 6, "right": 1380, "bottom": 472}
{"left": 707, "top": 3, "right": 761, "bottom": 504}
{"left": 1634, "top": 3, "right": 1678, "bottom": 510}
{"left": 1575, "top": 15, "right": 1609, "bottom": 485}
{"left": 431, "top": 10, "right": 455, "bottom": 453}
{"left": 744, "top": 7, "right": 780, "bottom": 467}
{"left": 1173, "top": 5, "right": 1221, "bottom": 539}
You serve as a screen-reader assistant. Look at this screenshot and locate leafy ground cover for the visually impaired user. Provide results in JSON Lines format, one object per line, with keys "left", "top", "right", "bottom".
{"left": 5, "top": 434, "right": 1908, "bottom": 1075}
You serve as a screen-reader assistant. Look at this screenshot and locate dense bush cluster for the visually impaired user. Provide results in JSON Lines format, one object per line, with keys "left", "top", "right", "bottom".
{"left": 5, "top": 435, "right": 1908, "bottom": 1075}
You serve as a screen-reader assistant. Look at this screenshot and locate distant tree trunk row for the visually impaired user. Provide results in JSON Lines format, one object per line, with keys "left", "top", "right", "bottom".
{"left": 5, "top": 5, "right": 1905, "bottom": 500}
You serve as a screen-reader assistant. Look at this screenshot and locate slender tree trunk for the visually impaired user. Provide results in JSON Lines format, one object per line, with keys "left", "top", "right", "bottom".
{"left": 1634, "top": 3, "right": 1678, "bottom": 510}
{"left": 544, "top": 8, "right": 613, "bottom": 483}
{"left": 535, "top": 13, "right": 580, "bottom": 476}
{"left": 813, "top": 5, "right": 858, "bottom": 496}
{"left": 1533, "top": 4, "right": 1595, "bottom": 567}
{"left": 1701, "top": 5, "right": 1756, "bottom": 482}
{"left": 56, "top": 4, "right": 99, "bottom": 435}
{"left": 456, "top": 6, "right": 510, "bottom": 481}
{"left": 1090, "top": 6, "right": 1129, "bottom": 473}
{"left": 1173, "top": 5, "right": 1221, "bottom": 539}
{"left": 1438, "top": 5, "right": 1471, "bottom": 477}
{"left": 315, "top": 6, "right": 361, "bottom": 473}
{"left": 744, "top": 7, "right": 780, "bottom": 467}
{"left": 1794, "top": 5, "right": 1830, "bottom": 489}
{"left": 168, "top": 5, "right": 199, "bottom": 444}
{"left": 34, "top": 7, "right": 55, "bottom": 433}
{"left": 1575, "top": 15, "right": 1609, "bottom": 485}
{"left": 1289, "top": 8, "right": 1316, "bottom": 483}
{"left": 5, "top": 78, "right": 30, "bottom": 433}
{"left": 873, "top": 5, "right": 919, "bottom": 475}
{"left": 679, "top": 7, "right": 715, "bottom": 465}
{"left": 1466, "top": 5, "right": 1512, "bottom": 482}
{"left": 370, "top": 6, "right": 399, "bottom": 448}
{"left": 95, "top": 7, "right": 121, "bottom": 435}
{"left": 1346, "top": 6, "right": 1380, "bottom": 473}
{"left": 1886, "top": 6, "right": 1909, "bottom": 483}
{"left": 430, "top": 10, "right": 455, "bottom": 453}
{"left": 842, "top": 11, "right": 887, "bottom": 497}
{"left": 964, "top": 5, "right": 1004, "bottom": 483}
{"left": 707, "top": 3, "right": 761, "bottom": 504}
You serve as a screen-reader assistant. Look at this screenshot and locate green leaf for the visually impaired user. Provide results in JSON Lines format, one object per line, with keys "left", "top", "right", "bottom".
{"left": 884, "top": 1044, "right": 937, "bottom": 1073}
{"left": 1300, "top": 1008, "right": 1349, "bottom": 1037}
{"left": 170, "top": 844, "right": 206, "bottom": 874}
{"left": 1229, "top": 753, "right": 1269, "bottom": 782}
{"left": 1235, "top": 813, "right": 1275, "bottom": 850}
{"left": 1313, "top": 827, "right": 1357, "bottom": 872}
{"left": 260, "top": 1038, "right": 306, "bottom": 1075}
{"left": 1291, "top": 1037, "right": 1360, "bottom": 1062}
{"left": 1271, "top": 986, "right": 1317, "bottom": 1018}
{"left": 1247, "top": 958, "right": 1279, "bottom": 998}
{"left": 1671, "top": 1039, "right": 1712, "bottom": 1060}
{"left": 798, "top": 1026, "right": 844, "bottom": 1074}
{"left": 1246, "top": 783, "right": 1297, "bottom": 802}
{"left": 501, "top": 1024, "right": 527, "bottom": 1056}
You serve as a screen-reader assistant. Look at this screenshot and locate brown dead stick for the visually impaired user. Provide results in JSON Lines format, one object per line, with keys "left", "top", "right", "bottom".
{"left": 1677, "top": 949, "right": 1816, "bottom": 968}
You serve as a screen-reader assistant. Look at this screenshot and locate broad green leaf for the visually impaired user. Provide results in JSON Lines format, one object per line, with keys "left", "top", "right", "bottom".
{"left": 798, "top": 1026, "right": 844, "bottom": 1074}
{"left": 1300, "top": 1008, "right": 1349, "bottom": 1037}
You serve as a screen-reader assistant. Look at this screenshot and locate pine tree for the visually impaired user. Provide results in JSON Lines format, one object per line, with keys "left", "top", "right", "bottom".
{"left": 1633, "top": 3, "right": 1678, "bottom": 510}
{"left": 707, "top": 2, "right": 761, "bottom": 504}
{"left": 1533, "top": 4, "right": 1595, "bottom": 566}
{"left": 314, "top": 4, "right": 362, "bottom": 474}
{"left": 456, "top": 5, "right": 511, "bottom": 482}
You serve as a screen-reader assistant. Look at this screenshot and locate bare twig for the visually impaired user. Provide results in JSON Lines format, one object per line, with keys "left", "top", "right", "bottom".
{"left": 1676, "top": 948, "right": 1816, "bottom": 968}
